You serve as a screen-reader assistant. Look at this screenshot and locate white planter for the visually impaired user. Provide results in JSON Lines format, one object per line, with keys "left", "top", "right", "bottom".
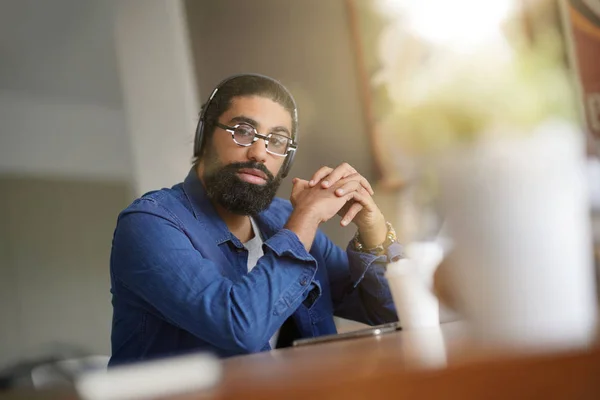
{"left": 438, "top": 121, "right": 598, "bottom": 351}
{"left": 386, "top": 259, "right": 440, "bottom": 330}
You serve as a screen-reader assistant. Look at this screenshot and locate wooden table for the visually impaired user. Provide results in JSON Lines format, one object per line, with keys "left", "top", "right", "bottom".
{"left": 3, "top": 323, "right": 600, "bottom": 400}
{"left": 175, "top": 322, "right": 600, "bottom": 400}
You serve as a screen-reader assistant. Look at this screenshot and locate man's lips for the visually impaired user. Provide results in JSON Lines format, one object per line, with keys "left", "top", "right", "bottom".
{"left": 237, "top": 168, "right": 268, "bottom": 184}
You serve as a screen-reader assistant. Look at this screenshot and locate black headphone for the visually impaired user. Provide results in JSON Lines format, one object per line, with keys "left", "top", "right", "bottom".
{"left": 194, "top": 73, "right": 299, "bottom": 178}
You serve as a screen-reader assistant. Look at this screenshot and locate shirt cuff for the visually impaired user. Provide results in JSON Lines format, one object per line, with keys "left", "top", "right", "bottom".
{"left": 346, "top": 241, "right": 404, "bottom": 287}
{"left": 263, "top": 229, "right": 315, "bottom": 262}
{"left": 387, "top": 242, "right": 404, "bottom": 262}
{"left": 264, "top": 229, "right": 322, "bottom": 314}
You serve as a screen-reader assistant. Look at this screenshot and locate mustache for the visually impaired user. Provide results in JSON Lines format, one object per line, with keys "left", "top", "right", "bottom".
{"left": 220, "top": 161, "right": 275, "bottom": 182}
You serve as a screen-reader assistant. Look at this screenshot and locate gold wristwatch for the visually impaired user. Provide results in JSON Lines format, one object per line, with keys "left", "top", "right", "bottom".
{"left": 352, "top": 221, "right": 398, "bottom": 256}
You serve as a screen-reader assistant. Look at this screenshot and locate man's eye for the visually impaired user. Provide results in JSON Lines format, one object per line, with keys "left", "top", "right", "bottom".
{"left": 234, "top": 125, "right": 254, "bottom": 137}
{"left": 270, "top": 136, "right": 287, "bottom": 146}
{"left": 269, "top": 136, "right": 290, "bottom": 152}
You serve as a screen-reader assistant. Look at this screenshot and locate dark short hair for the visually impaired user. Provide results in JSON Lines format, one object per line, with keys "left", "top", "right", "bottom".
{"left": 194, "top": 75, "right": 297, "bottom": 161}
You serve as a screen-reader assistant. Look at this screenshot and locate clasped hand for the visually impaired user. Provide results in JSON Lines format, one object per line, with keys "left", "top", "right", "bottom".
{"left": 289, "top": 163, "right": 386, "bottom": 245}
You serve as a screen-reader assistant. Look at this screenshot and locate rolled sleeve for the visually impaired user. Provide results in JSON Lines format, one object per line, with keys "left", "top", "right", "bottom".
{"left": 263, "top": 229, "right": 322, "bottom": 309}
{"left": 347, "top": 242, "right": 404, "bottom": 288}
{"left": 263, "top": 229, "right": 314, "bottom": 261}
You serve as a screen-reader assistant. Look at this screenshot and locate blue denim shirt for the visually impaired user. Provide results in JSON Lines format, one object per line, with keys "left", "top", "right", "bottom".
{"left": 109, "top": 169, "right": 401, "bottom": 366}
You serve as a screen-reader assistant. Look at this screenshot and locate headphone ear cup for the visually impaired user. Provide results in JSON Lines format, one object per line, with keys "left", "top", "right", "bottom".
{"left": 280, "top": 150, "right": 296, "bottom": 178}
{"left": 194, "top": 119, "right": 205, "bottom": 157}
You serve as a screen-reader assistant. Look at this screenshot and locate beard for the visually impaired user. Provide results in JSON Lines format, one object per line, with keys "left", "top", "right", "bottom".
{"left": 202, "top": 151, "right": 283, "bottom": 216}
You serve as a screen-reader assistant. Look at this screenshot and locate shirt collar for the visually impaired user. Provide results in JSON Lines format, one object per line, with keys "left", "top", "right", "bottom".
{"left": 182, "top": 167, "right": 234, "bottom": 245}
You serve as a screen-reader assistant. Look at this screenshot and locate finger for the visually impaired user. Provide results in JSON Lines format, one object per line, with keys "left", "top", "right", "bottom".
{"left": 359, "top": 175, "right": 374, "bottom": 196}
{"left": 344, "top": 190, "right": 375, "bottom": 213}
{"left": 339, "top": 187, "right": 370, "bottom": 224}
{"left": 340, "top": 202, "right": 364, "bottom": 226}
{"left": 333, "top": 174, "right": 374, "bottom": 197}
{"left": 291, "top": 178, "right": 309, "bottom": 196}
{"left": 309, "top": 166, "right": 333, "bottom": 187}
{"left": 320, "top": 163, "right": 356, "bottom": 189}
{"left": 344, "top": 173, "right": 374, "bottom": 196}
{"left": 293, "top": 178, "right": 309, "bottom": 189}
{"left": 333, "top": 178, "right": 363, "bottom": 197}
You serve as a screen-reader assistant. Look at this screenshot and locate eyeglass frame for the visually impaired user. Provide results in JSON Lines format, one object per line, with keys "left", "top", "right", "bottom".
{"left": 214, "top": 121, "right": 297, "bottom": 157}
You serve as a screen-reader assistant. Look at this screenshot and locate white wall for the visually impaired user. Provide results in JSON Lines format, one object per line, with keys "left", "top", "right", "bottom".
{"left": 0, "top": 0, "right": 129, "bottom": 367}
{"left": 0, "top": 193, "right": 20, "bottom": 364}
{"left": 0, "top": 0, "right": 197, "bottom": 188}
{"left": 113, "top": 0, "right": 199, "bottom": 195}
{"left": 0, "top": 0, "right": 132, "bottom": 181}
{"left": 0, "top": 178, "right": 129, "bottom": 364}
{"left": 0, "top": 0, "right": 198, "bottom": 366}
{"left": 0, "top": 90, "right": 130, "bottom": 181}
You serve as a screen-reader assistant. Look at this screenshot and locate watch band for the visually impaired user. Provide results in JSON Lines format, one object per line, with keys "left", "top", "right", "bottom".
{"left": 352, "top": 221, "right": 398, "bottom": 256}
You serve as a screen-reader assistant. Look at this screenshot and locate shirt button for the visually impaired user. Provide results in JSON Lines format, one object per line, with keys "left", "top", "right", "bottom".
{"left": 300, "top": 278, "right": 308, "bottom": 286}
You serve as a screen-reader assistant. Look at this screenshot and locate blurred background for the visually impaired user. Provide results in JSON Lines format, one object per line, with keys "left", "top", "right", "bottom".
{"left": 0, "top": 0, "right": 598, "bottom": 371}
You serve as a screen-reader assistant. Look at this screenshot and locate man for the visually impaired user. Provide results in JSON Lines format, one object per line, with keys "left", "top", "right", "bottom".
{"left": 109, "top": 74, "right": 402, "bottom": 365}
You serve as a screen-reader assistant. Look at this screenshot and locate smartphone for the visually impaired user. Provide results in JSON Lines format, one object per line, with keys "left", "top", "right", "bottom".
{"left": 292, "top": 322, "right": 401, "bottom": 347}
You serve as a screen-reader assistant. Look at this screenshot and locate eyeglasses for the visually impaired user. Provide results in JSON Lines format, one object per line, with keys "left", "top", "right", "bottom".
{"left": 215, "top": 122, "right": 297, "bottom": 157}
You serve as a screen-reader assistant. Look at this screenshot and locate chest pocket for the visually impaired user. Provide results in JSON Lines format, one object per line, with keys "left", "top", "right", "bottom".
{"left": 164, "top": 194, "right": 238, "bottom": 281}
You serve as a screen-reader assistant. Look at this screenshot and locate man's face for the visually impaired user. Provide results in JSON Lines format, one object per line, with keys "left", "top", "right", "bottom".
{"left": 199, "top": 95, "right": 293, "bottom": 215}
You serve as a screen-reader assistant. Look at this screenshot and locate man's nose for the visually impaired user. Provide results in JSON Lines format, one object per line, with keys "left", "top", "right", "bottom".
{"left": 247, "top": 138, "right": 268, "bottom": 164}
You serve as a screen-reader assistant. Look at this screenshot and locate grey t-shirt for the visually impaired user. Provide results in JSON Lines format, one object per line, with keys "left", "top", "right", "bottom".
{"left": 244, "top": 217, "right": 279, "bottom": 349}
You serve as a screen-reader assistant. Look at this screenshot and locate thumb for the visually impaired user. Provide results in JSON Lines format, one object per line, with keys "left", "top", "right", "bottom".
{"left": 291, "top": 178, "right": 309, "bottom": 196}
